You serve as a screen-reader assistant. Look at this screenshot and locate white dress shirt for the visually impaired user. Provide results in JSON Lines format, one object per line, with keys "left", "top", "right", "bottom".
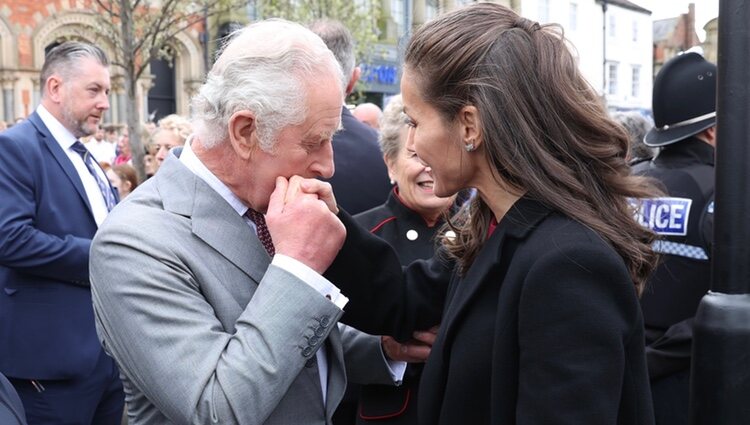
{"left": 37, "top": 105, "right": 110, "bottom": 226}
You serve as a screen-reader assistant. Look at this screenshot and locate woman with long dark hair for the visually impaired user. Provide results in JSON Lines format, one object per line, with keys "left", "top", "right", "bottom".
{"left": 292, "top": 3, "right": 661, "bottom": 424}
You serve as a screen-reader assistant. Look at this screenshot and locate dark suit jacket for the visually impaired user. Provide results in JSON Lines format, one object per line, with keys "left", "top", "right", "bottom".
{"left": 324, "top": 107, "right": 391, "bottom": 215}
{"left": 0, "top": 112, "right": 116, "bottom": 380}
{"left": 327, "top": 197, "right": 655, "bottom": 425}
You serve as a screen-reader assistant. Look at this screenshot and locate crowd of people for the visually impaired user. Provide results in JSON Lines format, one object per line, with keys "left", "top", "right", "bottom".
{"left": 0, "top": 3, "right": 719, "bottom": 425}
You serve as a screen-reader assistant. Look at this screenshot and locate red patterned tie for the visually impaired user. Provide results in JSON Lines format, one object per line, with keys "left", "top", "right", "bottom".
{"left": 246, "top": 209, "right": 275, "bottom": 257}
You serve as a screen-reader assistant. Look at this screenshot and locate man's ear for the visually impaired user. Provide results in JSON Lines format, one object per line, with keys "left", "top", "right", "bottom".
{"left": 45, "top": 76, "right": 64, "bottom": 103}
{"left": 228, "top": 110, "right": 259, "bottom": 160}
{"left": 346, "top": 66, "right": 362, "bottom": 96}
{"left": 458, "top": 105, "right": 482, "bottom": 149}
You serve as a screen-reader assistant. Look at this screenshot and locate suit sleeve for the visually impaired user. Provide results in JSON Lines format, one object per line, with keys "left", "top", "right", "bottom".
{"left": 325, "top": 210, "right": 449, "bottom": 341}
{"left": 0, "top": 134, "right": 91, "bottom": 283}
{"left": 516, "top": 242, "right": 643, "bottom": 424}
{"left": 338, "top": 324, "right": 402, "bottom": 386}
{"left": 90, "top": 216, "right": 344, "bottom": 425}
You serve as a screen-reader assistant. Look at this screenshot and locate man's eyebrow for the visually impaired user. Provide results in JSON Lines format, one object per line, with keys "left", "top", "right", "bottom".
{"left": 320, "top": 125, "right": 343, "bottom": 140}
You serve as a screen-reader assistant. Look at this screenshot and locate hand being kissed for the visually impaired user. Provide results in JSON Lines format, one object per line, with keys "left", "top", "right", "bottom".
{"left": 265, "top": 176, "right": 345, "bottom": 274}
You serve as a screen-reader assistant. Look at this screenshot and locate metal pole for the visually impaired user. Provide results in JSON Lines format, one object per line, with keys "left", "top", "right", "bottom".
{"left": 690, "top": 0, "right": 750, "bottom": 423}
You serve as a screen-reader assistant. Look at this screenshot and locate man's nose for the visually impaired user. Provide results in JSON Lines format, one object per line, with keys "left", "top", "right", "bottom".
{"left": 312, "top": 140, "right": 335, "bottom": 179}
{"left": 99, "top": 94, "right": 110, "bottom": 110}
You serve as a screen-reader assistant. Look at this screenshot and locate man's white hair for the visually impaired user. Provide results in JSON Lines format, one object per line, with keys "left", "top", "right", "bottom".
{"left": 191, "top": 19, "right": 344, "bottom": 150}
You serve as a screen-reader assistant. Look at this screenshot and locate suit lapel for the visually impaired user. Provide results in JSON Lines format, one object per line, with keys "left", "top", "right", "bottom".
{"left": 30, "top": 113, "right": 95, "bottom": 219}
{"left": 157, "top": 154, "right": 270, "bottom": 285}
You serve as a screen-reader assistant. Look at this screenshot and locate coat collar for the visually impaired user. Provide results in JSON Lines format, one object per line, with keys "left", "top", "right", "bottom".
{"left": 500, "top": 196, "right": 553, "bottom": 239}
{"left": 655, "top": 136, "right": 715, "bottom": 167}
{"left": 441, "top": 196, "right": 552, "bottom": 339}
{"left": 156, "top": 152, "right": 270, "bottom": 284}
{"left": 386, "top": 187, "right": 446, "bottom": 229}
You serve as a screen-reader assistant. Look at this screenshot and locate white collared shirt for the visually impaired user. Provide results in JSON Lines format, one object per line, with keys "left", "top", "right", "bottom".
{"left": 179, "top": 139, "right": 346, "bottom": 404}
{"left": 37, "top": 105, "right": 110, "bottom": 226}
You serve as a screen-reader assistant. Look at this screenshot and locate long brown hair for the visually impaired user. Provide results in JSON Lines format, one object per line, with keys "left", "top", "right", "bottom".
{"left": 406, "top": 3, "right": 659, "bottom": 293}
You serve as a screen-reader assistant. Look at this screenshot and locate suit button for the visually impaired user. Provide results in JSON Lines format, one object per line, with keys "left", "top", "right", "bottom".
{"left": 301, "top": 346, "right": 312, "bottom": 357}
{"left": 305, "top": 358, "right": 316, "bottom": 368}
{"left": 309, "top": 336, "right": 320, "bottom": 346}
{"left": 314, "top": 326, "right": 325, "bottom": 337}
{"left": 320, "top": 316, "right": 330, "bottom": 327}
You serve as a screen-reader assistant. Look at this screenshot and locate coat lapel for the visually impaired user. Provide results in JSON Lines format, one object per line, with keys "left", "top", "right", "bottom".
{"left": 440, "top": 197, "right": 552, "bottom": 344}
{"left": 157, "top": 154, "right": 270, "bottom": 285}
{"left": 30, "top": 113, "right": 95, "bottom": 219}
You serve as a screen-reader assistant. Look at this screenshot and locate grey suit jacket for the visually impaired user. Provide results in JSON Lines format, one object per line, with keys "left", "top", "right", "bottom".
{"left": 90, "top": 154, "right": 394, "bottom": 424}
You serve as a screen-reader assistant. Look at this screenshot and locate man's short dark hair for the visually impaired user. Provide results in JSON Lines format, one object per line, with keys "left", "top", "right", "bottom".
{"left": 308, "top": 19, "right": 355, "bottom": 80}
{"left": 39, "top": 41, "right": 109, "bottom": 95}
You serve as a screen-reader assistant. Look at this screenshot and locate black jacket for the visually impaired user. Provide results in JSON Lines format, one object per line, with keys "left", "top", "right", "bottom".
{"left": 352, "top": 190, "right": 448, "bottom": 424}
{"left": 328, "top": 197, "right": 654, "bottom": 425}
{"left": 324, "top": 107, "right": 391, "bottom": 215}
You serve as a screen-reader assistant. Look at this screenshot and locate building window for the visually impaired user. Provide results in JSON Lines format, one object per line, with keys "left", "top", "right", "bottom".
{"left": 569, "top": 2, "right": 578, "bottom": 31}
{"left": 607, "top": 62, "right": 618, "bottom": 95}
{"left": 391, "top": 0, "right": 407, "bottom": 38}
{"left": 632, "top": 20, "right": 638, "bottom": 42}
{"left": 426, "top": 0, "right": 438, "bottom": 21}
{"left": 609, "top": 14, "right": 616, "bottom": 37}
{"left": 631, "top": 65, "right": 640, "bottom": 98}
{"left": 538, "top": 0, "right": 550, "bottom": 23}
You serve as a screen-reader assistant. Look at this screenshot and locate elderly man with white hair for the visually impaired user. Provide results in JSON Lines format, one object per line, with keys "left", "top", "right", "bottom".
{"left": 89, "top": 19, "right": 405, "bottom": 425}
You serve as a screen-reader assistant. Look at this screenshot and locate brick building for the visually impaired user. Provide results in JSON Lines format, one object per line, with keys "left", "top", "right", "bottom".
{"left": 0, "top": 1, "right": 205, "bottom": 125}
{"left": 652, "top": 2, "right": 700, "bottom": 76}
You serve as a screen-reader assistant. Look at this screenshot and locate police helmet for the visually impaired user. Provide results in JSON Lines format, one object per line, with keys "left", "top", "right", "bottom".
{"left": 644, "top": 52, "right": 717, "bottom": 147}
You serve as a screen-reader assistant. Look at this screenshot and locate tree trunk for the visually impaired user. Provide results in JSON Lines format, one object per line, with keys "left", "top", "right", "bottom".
{"left": 120, "top": 0, "right": 147, "bottom": 182}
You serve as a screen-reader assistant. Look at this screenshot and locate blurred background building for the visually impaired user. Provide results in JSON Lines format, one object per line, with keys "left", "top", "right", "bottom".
{"left": 0, "top": 0, "right": 714, "bottom": 126}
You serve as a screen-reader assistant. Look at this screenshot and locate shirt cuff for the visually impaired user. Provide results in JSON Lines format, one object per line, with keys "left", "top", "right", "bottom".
{"left": 272, "top": 255, "right": 349, "bottom": 309}
{"left": 386, "top": 359, "right": 407, "bottom": 385}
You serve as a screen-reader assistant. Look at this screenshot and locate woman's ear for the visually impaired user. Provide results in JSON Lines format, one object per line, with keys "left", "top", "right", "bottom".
{"left": 227, "top": 110, "right": 259, "bottom": 160}
{"left": 383, "top": 154, "right": 396, "bottom": 184}
{"left": 458, "top": 105, "right": 482, "bottom": 150}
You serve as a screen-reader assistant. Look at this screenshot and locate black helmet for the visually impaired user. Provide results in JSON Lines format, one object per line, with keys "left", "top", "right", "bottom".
{"left": 644, "top": 52, "right": 717, "bottom": 147}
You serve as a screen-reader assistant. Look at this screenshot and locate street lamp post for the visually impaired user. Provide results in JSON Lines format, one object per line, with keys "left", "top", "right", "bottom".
{"left": 690, "top": 0, "right": 750, "bottom": 423}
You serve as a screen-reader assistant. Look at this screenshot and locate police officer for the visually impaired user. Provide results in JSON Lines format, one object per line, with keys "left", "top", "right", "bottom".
{"left": 632, "top": 52, "right": 717, "bottom": 425}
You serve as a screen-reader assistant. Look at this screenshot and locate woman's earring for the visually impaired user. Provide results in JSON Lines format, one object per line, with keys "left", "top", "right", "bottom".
{"left": 465, "top": 140, "right": 476, "bottom": 152}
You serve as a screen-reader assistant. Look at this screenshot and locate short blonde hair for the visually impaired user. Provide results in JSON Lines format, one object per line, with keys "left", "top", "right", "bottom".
{"left": 154, "top": 114, "right": 192, "bottom": 145}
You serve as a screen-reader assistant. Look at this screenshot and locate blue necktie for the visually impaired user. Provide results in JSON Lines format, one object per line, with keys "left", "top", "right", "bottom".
{"left": 71, "top": 141, "right": 117, "bottom": 211}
